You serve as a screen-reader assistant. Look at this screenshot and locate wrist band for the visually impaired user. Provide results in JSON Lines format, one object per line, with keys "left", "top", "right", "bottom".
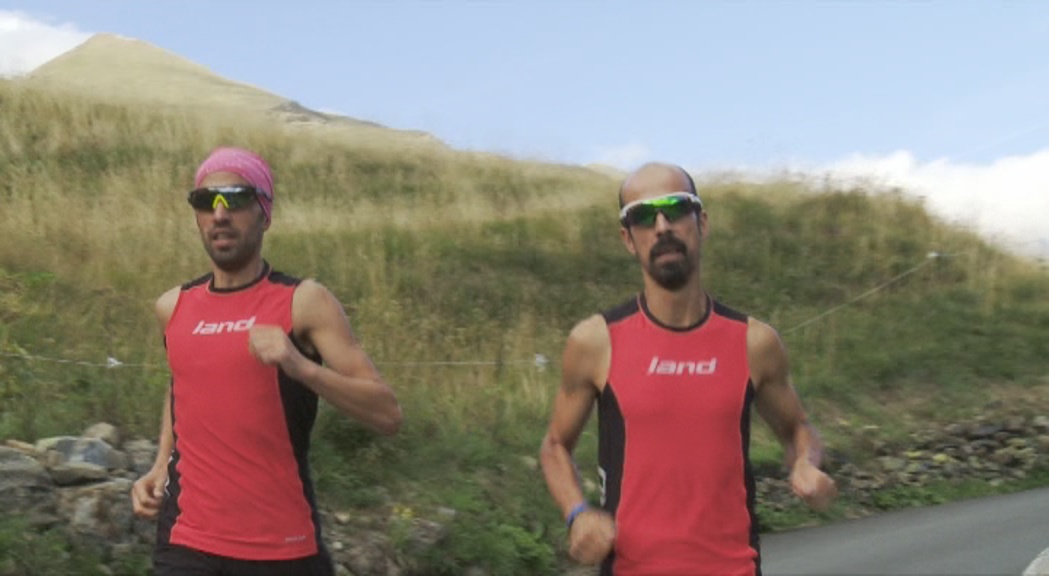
{"left": 566, "top": 502, "right": 588, "bottom": 529}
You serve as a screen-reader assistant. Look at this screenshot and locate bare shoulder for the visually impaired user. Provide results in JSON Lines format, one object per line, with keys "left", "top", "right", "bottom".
{"left": 562, "top": 314, "right": 611, "bottom": 393}
{"left": 292, "top": 279, "right": 347, "bottom": 329}
{"left": 746, "top": 317, "right": 783, "bottom": 355}
{"left": 568, "top": 314, "right": 610, "bottom": 350}
{"left": 747, "top": 317, "right": 789, "bottom": 388}
{"left": 155, "top": 286, "right": 181, "bottom": 326}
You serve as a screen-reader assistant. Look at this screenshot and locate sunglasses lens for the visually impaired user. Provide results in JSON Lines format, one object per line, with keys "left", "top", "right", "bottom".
{"left": 625, "top": 205, "right": 659, "bottom": 227}
{"left": 660, "top": 199, "right": 693, "bottom": 221}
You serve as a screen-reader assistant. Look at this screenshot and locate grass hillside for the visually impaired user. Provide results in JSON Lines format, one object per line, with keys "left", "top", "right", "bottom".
{"left": 2, "top": 78, "right": 1048, "bottom": 574}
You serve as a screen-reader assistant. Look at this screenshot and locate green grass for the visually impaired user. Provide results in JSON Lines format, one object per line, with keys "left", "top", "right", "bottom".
{"left": 2, "top": 80, "right": 1049, "bottom": 574}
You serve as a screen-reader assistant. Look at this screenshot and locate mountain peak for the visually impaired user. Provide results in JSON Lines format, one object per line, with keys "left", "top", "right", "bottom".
{"left": 20, "top": 33, "right": 444, "bottom": 149}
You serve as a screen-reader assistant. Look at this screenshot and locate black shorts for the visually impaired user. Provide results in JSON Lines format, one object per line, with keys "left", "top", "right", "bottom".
{"left": 153, "top": 543, "right": 334, "bottom": 576}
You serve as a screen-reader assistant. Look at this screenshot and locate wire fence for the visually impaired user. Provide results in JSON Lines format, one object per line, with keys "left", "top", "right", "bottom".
{"left": 0, "top": 251, "right": 961, "bottom": 372}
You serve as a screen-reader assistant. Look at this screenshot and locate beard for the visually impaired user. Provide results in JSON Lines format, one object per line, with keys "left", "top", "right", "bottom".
{"left": 201, "top": 224, "right": 264, "bottom": 273}
{"left": 646, "top": 234, "right": 694, "bottom": 291}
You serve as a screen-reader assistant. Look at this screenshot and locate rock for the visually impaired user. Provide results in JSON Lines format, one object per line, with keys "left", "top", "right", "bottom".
{"left": 38, "top": 436, "right": 128, "bottom": 471}
{"left": 335, "top": 511, "right": 352, "bottom": 525}
{"left": 56, "top": 478, "right": 138, "bottom": 555}
{"left": 339, "top": 532, "right": 390, "bottom": 576}
{"left": 403, "top": 519, "right": 446, "bottom": 555}
{"left": 1008, "top": 438, "right": 1030, "bottom": 449}
{"left": 878, "top": 456, "right": 906, "bottom": 472}
{"left": 0, "top": 447, "right": 58, "bottom": 527}
{"left": 4, "top": 439, "right": 39, "bottom": 456}
{"left": 49, "top": 462, "right": 110, "bottom": 486}
{"left": 1005, "top": 416, "right": 1027, "bottom": 434}
{"left": 83, "top": 423, "right": 121, "bottom": 447}
{"left": 1032, "top": 415, "right": 1049, "bottom": 433}
{"left": 123, "top": 439, "right": 158, "bottom": 476}
{"left": 519, "top": 455, "right": 538, "bottom": 471}
{"left": 968, "top": 423, "right": 1003, "bottom": 439}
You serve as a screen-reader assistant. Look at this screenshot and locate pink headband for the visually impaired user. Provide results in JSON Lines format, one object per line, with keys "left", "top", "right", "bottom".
{"left": 194, "top": 147, "right": 274, "bottom": 222}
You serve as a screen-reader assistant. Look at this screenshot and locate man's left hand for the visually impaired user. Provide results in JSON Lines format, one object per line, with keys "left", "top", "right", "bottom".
{"left": 248, "top": 325, "right": 307, "bottom": 378}
{"left": 790, "top": 459, "right": 837, "bottom": 512}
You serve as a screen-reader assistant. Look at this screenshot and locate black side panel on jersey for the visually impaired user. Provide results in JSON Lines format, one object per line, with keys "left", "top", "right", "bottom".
{"left": 597, "top": 385, "right": 625, "bottom": 576}
{"left": 279, "top": 335, "right": 324, "bottom": 548}
{"left": 597, "top": 296, "right": 637, "bottom": 576}
{"left": 741, "top": 380, "right": 761, "bottom": 574}
{"left": 156, "top": 386, "right": 181, "bottom": 546}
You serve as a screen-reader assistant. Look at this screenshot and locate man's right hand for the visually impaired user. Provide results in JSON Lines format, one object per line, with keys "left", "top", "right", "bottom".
{"left": 131, "top": 466, "right": 167, "bottom": 519}
{"left": 568, "top": 509, "right": 616, "bottom": 565}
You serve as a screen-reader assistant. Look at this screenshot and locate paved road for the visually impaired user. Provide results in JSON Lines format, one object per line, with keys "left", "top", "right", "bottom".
{"left": 762, "top": 487, "right": 1049, "bottom": 575}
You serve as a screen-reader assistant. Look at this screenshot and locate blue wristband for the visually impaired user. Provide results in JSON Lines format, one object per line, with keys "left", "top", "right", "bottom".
{"left": 566, "top": 502, "right": 588, "bottom": 530}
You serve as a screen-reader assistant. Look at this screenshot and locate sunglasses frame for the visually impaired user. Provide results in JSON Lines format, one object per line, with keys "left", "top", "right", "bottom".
{"left": 187, "top": 185, "right": 263, "bottom": 212}
{"left": 619, "top": 192, "right": 703, "bottom": 228}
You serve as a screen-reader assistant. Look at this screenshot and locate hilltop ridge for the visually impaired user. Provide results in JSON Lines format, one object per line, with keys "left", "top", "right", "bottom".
{"left": 21, "top": 33, "right": 444, "bottom": 149}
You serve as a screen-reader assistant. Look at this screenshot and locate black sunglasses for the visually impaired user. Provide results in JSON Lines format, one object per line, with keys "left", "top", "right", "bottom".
{"left": 187, "top": 185, "right": 262, "bottom": 212}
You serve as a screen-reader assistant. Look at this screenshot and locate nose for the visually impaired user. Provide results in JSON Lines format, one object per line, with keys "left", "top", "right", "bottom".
{"left": 211, "top": 203, "right": 232, "bottom": 222}
{"left": 653, "top": 210, "right": 673, "bottom": 233}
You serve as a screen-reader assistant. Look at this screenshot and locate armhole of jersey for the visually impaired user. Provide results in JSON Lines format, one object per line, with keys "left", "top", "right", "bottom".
{"left": 600, "top": 296, "right": 638, "bottom": 395}
{"left": 163, "top": 290, "right": 187, "bottom": 343}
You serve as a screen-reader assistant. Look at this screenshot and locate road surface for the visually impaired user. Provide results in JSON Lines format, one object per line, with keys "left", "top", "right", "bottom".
{"left": 762, "top": 487, "right": 1049, "bottom": 575}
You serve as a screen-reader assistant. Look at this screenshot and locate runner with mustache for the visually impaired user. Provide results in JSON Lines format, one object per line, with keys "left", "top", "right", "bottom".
{"left": 539, "top": 162, "right": 836, "bottom": 575}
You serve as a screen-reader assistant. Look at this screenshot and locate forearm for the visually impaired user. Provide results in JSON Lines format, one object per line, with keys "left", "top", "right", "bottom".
{"left": 539, "top": 435, "right": 589, "bottom": 519}
{"left": 295, "top": 360, "right": 402, "bottom": 435}
{"left": 152, "top": 391, "right": 173, "bottom": 470}
{"left": 787, "top": 421, "right": 823, "bottom": 470}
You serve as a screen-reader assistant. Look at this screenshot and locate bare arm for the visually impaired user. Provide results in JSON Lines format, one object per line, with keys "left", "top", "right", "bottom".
{"left": 248, "top": 280, "right": 401, "bottom": 435}
{"left": 131, "top": 285, "right": 179, "bottom": 518}
{"left": 151, "top": 286, "right": 179, "bottom": 467}
{"left": 750, "top": 318, "right": 836, "bottom": 511}
{"left": 539, "top": 314, "right": 615, "bottom": 564}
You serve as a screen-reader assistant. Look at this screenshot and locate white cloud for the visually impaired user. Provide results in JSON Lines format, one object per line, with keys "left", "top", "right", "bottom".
{"left": 818, "top": 150, "right": 1049, "bottom": 259}
{"left": 593, "top": 143, "right": 652, "bottom": 171}
{"left": 0, "top": 11, "right": 91, "bottom": 77}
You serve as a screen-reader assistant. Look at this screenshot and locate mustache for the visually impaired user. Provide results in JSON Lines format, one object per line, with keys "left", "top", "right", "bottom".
{"left": 650, "top": 235, "right": 687, "bottom": 259}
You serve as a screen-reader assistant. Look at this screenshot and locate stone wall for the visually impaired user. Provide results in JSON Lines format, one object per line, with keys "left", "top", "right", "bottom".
{"left": 2, "top": 415, "right": 1048, "bottom": 575}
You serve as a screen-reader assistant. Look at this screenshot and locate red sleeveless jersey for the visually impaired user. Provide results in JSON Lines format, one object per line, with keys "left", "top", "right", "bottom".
{"left": 158, "top": 265, "right": 324, "bottom": 560}
{"left": 598, "top": 294, "right": 760, "bottom": 576}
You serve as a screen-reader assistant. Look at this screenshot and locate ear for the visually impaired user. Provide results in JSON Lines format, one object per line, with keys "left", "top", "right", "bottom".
{"left": 619, "top": 225, "right": 638, "bottom": 256}
{"left": 698, "top": 210, "right": 709, "bottom": 240}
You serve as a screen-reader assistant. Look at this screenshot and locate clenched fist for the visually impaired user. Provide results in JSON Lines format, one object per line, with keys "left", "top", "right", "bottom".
{"left": 568, "top": 508, "right": 616, "bottom": 565}
{"left": 790, "top": 458, "right": 837, "bottom": 512}
{"left": 248, "top": 325, "right": 306, "bottom": 378}
{"left": 131, "top": 465, "right": 167, "bottom": 519}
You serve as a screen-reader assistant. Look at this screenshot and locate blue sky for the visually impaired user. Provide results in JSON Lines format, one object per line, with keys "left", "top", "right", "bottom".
{"left": 1, "top": 1, "right": 1048, "bottom": 254}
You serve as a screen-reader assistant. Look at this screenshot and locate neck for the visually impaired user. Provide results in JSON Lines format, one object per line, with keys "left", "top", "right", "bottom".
{"left": 211, "top": 257, "right": 266, "bottom": 290}
{"left": 641, "top": 274, "right": 707, "bottom": 328}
